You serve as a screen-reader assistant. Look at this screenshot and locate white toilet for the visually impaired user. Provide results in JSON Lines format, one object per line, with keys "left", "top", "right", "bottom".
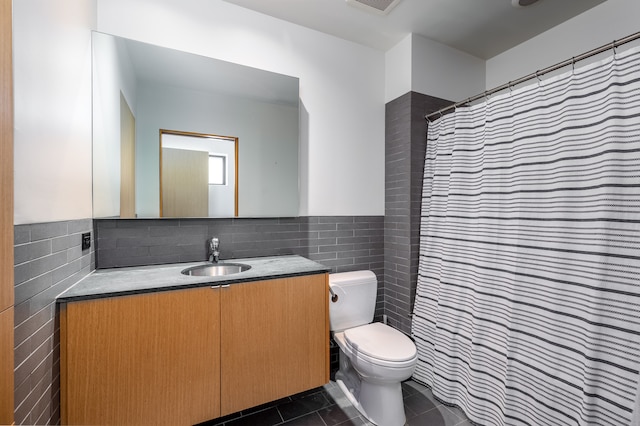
{"left": 329, "top": 271, "right": 418, "bottom": 426}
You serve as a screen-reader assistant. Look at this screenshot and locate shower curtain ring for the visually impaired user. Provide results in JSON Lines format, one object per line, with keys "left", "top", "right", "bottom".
{"left": 571, "top": 57, "right": 576, "bottom": 72}
{"left": 612, "top": 40, "right": 617, "bottom": 56}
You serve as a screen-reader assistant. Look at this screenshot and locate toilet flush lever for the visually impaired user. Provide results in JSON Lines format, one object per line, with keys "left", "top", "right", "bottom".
{"left": 329, "top": 287, "right": 338, "bottom": 303}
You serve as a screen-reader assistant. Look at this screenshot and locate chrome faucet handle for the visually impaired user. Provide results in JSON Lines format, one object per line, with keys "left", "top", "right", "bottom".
{"left": 209, "top": 237, "right": 220, "bottom": 263}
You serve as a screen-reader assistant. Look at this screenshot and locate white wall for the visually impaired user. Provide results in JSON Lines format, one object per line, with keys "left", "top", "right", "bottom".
{"left": 486, "top": 0, "right": 640, "bottom": 89}
{"left": 385, "top": 34, "right": 412, "bottom": 103}
{"left": 13, "top": 0, "right": 96, "bottom": 224}
{"left": 410, "top": 34, "right": 486, "bottom": 104}
{"left": 97, "top": 0, "right": 385, "bottom": 216}
{"left": 385, "top": 33, "right": 486, "bottom": 104}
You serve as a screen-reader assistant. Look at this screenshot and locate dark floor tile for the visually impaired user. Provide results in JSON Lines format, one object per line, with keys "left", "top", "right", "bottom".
{"left": 225, "top": 407, "right": 283, "bottom": 426}
{"left": 406, "top": 380, "right": 427, "bottom": 391}
{"left": 406, "top": 405, "right": 464, "bottom": 426}
{"left": 278, "top": 392, "right": 332, "bottom": 422}
{"left": 445, "top": 406, "right": 472, "bottom": 425}
{"left": 404, "top": 380, "right": 437, "bottom": 402}
{"left": 324, "top": 384, "right": 352, "bottom": 408}
{"left": 403, "top": 392, "right": 439, "bottom": 418}
{"left": 336, "top": 416, "right": 368, "bottom": 426}
{"left": 317, "top": 403, "right": 360, "bottom": 426}
{"left": 402, "top": 380, "right": 420, "bottom": 398}
{"left": 201, "top": 381, "right": 465, "bottom": 426}
{"left": 290, "top": 386, "right": 327, "bottom": 400}
{"left": 280, "top": 411, "right": 325, "bottom": 425}
{"left": 404, "top": 382, "right": 472, "bottom": 425}
{"left": 242, "top": 396, "right": 293, "bottom": 415}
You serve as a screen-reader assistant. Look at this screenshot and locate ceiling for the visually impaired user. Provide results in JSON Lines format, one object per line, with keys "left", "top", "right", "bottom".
{"left": 223, "top": 0, "right": 606, "bottom": 59}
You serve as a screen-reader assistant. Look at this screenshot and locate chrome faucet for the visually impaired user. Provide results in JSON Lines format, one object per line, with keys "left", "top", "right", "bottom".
{"left": 208, "top": 237, "right": 220, "bottom": 263}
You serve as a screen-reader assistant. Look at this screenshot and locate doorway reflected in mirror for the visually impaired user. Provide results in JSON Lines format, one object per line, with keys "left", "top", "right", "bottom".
{"left": 160, "top": 129, "right": 238, "bottom": 217}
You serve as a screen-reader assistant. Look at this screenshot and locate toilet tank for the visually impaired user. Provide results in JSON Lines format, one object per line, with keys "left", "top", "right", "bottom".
{"left": 329, "top": 270, "right": 377, "bottom": 331}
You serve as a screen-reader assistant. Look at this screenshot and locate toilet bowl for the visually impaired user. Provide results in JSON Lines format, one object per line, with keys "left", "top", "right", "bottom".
{"left": 329, "top": 271, "right": 417, "bottom": 426}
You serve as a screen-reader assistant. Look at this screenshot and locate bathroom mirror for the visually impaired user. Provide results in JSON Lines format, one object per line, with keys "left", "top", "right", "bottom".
{"left": 92, "top": 31, "right": 300, "bottom": 218}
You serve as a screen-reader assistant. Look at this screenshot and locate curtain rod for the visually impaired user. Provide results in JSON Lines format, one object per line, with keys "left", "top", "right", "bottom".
{"left": 425, "top": 31, "right": 640, "bottom": 121}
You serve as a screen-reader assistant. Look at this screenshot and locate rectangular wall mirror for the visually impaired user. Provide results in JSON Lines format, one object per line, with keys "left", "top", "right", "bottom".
{"left": 92, "top": 31, "right": 300, "bottom": 218}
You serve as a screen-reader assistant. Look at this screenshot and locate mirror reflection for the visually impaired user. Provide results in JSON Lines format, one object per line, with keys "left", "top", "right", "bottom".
{"left": 92, "top": 31, "right": 300, "bottom": 218}
{"left": 160, "top": 129, "right": 238, "bottom": 218}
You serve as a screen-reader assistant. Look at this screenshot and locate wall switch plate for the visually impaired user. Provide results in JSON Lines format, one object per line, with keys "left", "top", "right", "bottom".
{"left": 82, "top": 232, "right": 91, "bottom": 250}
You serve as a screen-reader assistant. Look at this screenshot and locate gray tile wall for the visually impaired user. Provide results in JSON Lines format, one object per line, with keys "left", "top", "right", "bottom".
{"left": 13, "top": 219, "right": 94, "bottom": 425}
{"left": 384, "top": 92, "right": 452, "bottom": 334}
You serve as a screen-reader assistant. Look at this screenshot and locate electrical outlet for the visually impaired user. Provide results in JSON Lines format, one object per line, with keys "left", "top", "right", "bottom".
{"left": 82, "top": 232, "right": 91, "bottom": 250}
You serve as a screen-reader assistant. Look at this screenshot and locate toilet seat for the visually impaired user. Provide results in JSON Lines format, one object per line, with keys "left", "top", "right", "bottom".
{"left": 338, "top": 323, "right": 417, "bottom": 369}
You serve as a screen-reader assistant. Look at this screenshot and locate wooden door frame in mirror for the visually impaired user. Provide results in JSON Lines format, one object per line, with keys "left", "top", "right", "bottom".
{"left": 159, "top": 129, "right": 239, "bottom": 217}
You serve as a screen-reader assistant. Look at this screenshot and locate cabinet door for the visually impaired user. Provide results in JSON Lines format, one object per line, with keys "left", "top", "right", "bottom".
{"left": 61, "top": 287, "right": 220, "bottom": 425}
{"left": 220, "top": 274, "right": 329, "bottom": 415}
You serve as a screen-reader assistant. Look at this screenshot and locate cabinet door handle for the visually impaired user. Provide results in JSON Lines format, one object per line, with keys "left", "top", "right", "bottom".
{"left": 211, "top": 285, "right": 221, "bottom": 289}
{"left": 221, "top": 284, "right": 230, "bottom": 289}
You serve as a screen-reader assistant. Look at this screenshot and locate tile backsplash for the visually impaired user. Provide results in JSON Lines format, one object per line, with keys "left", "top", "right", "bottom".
{"left": 95, "top": 216, "right": 385, "bottom": 318}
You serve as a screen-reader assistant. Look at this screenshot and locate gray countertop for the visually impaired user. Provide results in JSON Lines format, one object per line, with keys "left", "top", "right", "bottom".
{"left": 57, "top": 255, "right": 330, "bottom": 302}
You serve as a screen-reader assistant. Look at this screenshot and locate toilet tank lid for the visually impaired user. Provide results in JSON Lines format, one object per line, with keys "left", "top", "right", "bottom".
{"left": 344, "top": 322, "right": 417, "bottom": 362}
{"left": 329, "top": 270, "right": 376, "bottom": 286}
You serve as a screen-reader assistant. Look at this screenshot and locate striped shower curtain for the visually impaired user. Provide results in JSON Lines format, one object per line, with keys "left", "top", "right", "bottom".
{"left": 411, "top": 45, "right": 640, "bottom": 426}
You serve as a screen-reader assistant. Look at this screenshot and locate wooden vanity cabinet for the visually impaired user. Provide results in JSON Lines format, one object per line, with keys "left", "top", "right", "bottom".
{"left": 60, "top": 286, "right": 221, "bottom": 426}
{"left": 220, "top": 274, "right": 329, "bottom": 415}
{"left": 60, "top": 273, "right": 329, "bottom": 425}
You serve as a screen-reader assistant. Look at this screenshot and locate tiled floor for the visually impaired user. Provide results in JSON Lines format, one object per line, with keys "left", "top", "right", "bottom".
{"left": 199, "top": 380, "right": 473, "bottom": 426}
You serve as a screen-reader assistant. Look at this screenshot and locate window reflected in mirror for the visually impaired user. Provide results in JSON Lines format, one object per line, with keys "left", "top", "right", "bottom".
{"left": 208, "top": 155, "right": 227, "bottom": 186}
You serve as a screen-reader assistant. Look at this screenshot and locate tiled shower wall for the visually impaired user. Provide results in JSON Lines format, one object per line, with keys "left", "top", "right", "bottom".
{"left": 384, "top": 92, "right": 452, "bottom": 334}
{"left": 13, "top": 219, "right": 94, "bottom": 425}
{"left": 13, "top": 216, "right": 382, "bottom": 425}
